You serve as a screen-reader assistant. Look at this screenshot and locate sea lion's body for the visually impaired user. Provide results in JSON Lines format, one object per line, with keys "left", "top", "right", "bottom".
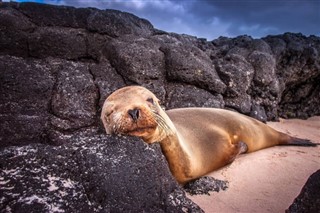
{"left": 164, "top": 108, "right": 288, "bottom": 183}
{"left": 101, "top": 86, "right": 317, "bottom": 184}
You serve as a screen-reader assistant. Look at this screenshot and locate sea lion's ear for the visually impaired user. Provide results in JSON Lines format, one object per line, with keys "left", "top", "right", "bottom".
{"left": 155, "top": 98, "right": 163, "bottom": 107}
{"left": 157, "top": 99, "right": 166, "bottom": 110}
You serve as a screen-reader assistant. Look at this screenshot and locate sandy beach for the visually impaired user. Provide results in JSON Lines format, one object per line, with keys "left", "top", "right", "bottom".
{"left": 188, "top": 116, "right": 320, "bottom": 213}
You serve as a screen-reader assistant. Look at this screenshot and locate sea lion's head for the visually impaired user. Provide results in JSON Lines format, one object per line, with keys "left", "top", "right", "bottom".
{"left": 101, "top": 86, "right": 171, "bottom": 143}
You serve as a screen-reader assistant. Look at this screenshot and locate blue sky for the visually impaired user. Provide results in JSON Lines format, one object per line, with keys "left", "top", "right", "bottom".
{"left": 7, "top": 0, "right": 320, "bottom": 40}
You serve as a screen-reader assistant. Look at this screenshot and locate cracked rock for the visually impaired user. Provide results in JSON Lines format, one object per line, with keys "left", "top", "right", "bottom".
{"left": 50, "top": 60, "right": 98, "bottom": 131}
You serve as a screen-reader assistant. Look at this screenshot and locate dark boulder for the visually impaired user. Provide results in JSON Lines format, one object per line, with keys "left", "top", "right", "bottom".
{"left": 162, "top": 43, "right": 227, "bottom": 94}
{"left": 166, "top": 84, "right": 224, "bottom": 109}
{"left": 286, "top": 170, "right": 320, "bottom": 213}
{"left": 0, "top": 133, "right": 202, "bottom": 212}
{"left": 0, "top": 56, "right": 54, "bottom": 147}
{"left": 263, "top": 33, "right": 320, "bottom": 118}
{"left": 50, "top": 60, "right": 98, "bottom": 131}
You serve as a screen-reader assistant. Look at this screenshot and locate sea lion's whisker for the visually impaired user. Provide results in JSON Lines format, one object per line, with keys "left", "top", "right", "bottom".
{"left": 152, "top": 112, "right": 171, "bottom": 135}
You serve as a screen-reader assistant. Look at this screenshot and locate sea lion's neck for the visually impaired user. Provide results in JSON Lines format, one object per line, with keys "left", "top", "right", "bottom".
{"left": 160, "top": 133, "right": 193, "bottom": 184}
{"left": 158, "top": 111, "right": 193, "bottom": 184}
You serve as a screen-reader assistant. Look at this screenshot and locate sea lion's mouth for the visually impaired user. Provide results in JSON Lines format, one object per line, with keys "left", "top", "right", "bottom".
{"left": 125, "top": 126, "right": 155, "bottom": 134}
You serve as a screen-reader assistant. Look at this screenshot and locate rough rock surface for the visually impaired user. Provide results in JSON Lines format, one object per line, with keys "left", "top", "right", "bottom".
{"left": 0, "top": 2, "right": 319, "bottom": 212}
{"left": 286, "top": 170, "right": 320, "bottom": 213}
{"left": 184, "top": 176, "right": 229, "bottom": 196}
{"left": 0, "top": 131, "right": 203, "bottom": 212}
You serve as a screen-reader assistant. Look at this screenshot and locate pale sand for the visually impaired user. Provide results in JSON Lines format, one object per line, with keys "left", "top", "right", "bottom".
{"left": 188, "top": 116, "right": 320, "bottom": 213}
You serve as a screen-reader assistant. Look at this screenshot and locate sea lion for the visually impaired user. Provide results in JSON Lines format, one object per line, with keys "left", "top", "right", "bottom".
{"left": 101, "top": 86, "right": 317, "bottom": 184}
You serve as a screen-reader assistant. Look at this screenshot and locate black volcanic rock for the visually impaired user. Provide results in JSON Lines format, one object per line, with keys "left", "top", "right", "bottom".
{"left": 286, "top": 170, "right": 320, "bottom": 213}
{"left": 28, "top": 27, "right": 88, "bottom": 59}
{"left": 1, "top": 3, "right": 319, "bottom": 123}
{"left": 0, "top": 2, "right": 320, "bottom": 212}
{"left": 0, "top": 133, "right": 202, "bottom": 212}
{"left": 0, "top": 56, "right": 54, "bottom": 147}
{"left": 162, "top": 43, "right": 226, "bottom": 94}
{"left": 105, "top": 37, "right": 166, "bottom": 85}
{"left": 263, "top": 33, "right": 320, "bottom": 119}
{"left": 50, "top": 60, "right": 98, "bottom": 131}
{"left": 215, "top": 53, "right": 254, "bottom": 113}
{"left": 87, "top": 9, "right": 154, "bottom": 37}
{"left": 166, "top": 84, "right": 225, "bottom": 109}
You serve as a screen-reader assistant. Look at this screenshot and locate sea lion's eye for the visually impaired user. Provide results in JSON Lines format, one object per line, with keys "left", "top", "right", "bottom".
{"left": 146, "top": 98, "right": 154, "bottom": 104}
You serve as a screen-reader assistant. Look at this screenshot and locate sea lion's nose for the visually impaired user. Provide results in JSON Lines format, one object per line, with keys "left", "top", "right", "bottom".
{"left": 128, "top": 108, "right": 140, "bottom": 121}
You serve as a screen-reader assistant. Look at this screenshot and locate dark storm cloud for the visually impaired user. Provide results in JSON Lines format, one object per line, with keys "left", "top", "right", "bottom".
{"left": 190, "top": 0, "right": 320, "bottom": 37}
{"left": 12, "top": 0, "right": 320, "bottom": 39}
